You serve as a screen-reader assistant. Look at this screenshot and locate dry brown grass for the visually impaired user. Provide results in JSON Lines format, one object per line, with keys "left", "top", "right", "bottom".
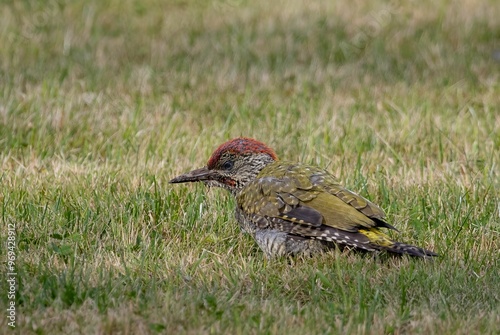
{"left": 1, "top": 0, "right": 499, "bottom": 334}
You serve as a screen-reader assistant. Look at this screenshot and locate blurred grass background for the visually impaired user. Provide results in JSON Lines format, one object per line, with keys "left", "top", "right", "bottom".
{"left": 0, "top": 0, "right": 499, "bottom": 334}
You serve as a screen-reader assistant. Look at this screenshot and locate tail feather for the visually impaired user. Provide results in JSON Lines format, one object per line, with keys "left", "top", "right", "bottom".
{"left": 359, "top": 228, "right": 438, "bottom": 258}
{"left": 385, "top": 241, "right": 438, "bottom": 258}
{"left": 282, "top": 224, "right": 438, "bottom": 258}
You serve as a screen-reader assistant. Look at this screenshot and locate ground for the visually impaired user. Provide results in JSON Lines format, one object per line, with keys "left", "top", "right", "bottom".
{"left": 0, "top": 0, "right": 499, "bottom": 334}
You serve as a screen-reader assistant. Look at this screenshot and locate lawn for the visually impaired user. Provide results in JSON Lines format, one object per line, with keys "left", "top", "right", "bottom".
{"left": 1, "top": 0, "right": 499, "bottom": 334}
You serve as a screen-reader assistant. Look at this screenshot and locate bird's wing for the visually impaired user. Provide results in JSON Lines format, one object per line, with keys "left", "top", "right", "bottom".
{"left": 308, "top": 167, "right": 397, "bottom": 230}
{"left": 237, "top": 163, "right": 395, "bottom": 234}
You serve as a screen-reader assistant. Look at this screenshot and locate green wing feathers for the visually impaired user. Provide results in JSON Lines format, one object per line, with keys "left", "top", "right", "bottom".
{"left": 239, "top": 161, "right": 391, "bottom": 231}
{"left": 237, "top": 161, "right": 437, "bottom": 257}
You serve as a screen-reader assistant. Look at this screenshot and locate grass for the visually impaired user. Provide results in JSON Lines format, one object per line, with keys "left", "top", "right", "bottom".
{"left": 1, "top": 0, "right": 499, "bottom": 333}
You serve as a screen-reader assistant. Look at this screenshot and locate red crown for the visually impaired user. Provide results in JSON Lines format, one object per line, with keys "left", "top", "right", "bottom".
{"left": 207, "top": 137, "right": 278, "bottom": 168}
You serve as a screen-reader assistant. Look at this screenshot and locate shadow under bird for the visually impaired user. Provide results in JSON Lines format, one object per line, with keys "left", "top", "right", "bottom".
{"left": 170, "top": 137, "right": 437, "bottom": 258}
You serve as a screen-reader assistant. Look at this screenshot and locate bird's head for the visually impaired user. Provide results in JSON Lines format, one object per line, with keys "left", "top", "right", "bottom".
{"left": 169, "top": 137, "right": 278, "bottom": 194}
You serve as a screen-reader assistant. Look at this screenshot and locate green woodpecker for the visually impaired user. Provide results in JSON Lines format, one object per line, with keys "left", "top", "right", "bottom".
{"left": 170, "top": 137, "right": 437, "bottom": 258}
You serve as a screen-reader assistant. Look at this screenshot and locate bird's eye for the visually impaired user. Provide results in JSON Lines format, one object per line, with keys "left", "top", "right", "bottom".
{"left": 221, "top": 160, "right": 234, "bottom": 170}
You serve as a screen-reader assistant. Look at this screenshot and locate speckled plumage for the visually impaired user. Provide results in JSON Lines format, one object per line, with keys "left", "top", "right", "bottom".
{"left": 170, "top": 137, "right": 437, "bottom": 258}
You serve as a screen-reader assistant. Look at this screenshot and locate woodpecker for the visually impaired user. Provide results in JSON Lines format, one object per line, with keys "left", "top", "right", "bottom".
{"left": 170, "top": 137, "right": 437, "bottom": 258}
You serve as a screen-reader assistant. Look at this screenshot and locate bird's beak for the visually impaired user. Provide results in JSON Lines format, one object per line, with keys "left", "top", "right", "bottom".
{"left": 169, "top": 166, "right": 215, "bottom": 184}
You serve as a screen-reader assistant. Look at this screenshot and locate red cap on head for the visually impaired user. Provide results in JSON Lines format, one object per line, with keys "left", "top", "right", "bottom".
{"left": 207, "top": 137, "right": 278, "bottom": 169}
